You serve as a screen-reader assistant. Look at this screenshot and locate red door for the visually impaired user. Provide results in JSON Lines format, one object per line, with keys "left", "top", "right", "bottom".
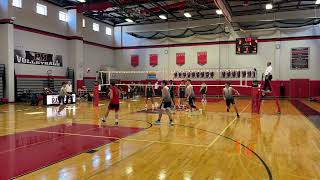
{"left": 290, "top": 79, "right": 310, "bottom": 98}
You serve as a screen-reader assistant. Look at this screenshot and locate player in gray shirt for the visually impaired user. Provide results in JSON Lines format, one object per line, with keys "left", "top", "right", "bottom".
{"left": 58, "top": 82, "right": 69, "bottom": 114}
{"left": 223, "top": 82, "right": 240, "bottom": 118}
{"left": 154, "top": 80, "right": 174, "bottom": 126}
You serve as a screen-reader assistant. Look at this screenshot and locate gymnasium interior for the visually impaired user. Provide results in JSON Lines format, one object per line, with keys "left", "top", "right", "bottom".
{"left": 0, "top": 0, "right": 319, "bottom": 179}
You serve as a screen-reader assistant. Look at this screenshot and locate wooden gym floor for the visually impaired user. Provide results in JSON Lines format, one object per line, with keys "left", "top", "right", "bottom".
{"left": 0, "top": 98, "right": 319, "bottom": 180}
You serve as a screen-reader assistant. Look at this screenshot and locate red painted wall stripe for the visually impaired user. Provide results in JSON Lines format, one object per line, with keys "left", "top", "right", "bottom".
{"left": 15, "top": 75, "right": 96, "bottom": 80}
{"left": 13, "top": 24, "right": 113, "bottom": 49}
{"left": 16, "top": 75, "right": 68, "bottom": 79}
{"left": 0, "top": 18, "right": 14, "bottom": 24}
{"left": 14, "top": 24, "right": 69, "bottom": 40}
{"left": 83, "top": 40, "right": 115, "bottom": 49}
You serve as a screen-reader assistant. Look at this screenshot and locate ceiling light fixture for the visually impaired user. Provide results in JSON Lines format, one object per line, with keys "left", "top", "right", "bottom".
{"left": 77, "top": 0, "right": 86, "bottom": 2}
{"left": 216, "top": 9, "right": 223, "bottom": 15}
{"left": 159, "top": 15, "right": 167, "bottom": 20}
{"left": 316, "top": 0, "right": 320, "bottom": 4}
{"left": 184, "top": 12, "right": 192, "bottom": 18}
{"left": 265, "top": 3, "right": 273, "bottom": 10}
{"left": 125, "top": 18, "right": 134, "bottom": 22}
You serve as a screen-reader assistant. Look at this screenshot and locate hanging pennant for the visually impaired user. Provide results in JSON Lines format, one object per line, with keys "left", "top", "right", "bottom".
{"left": 197, "top": 51, "right": 207, "bottom": 65}
{"left": 176, "top": 53, "right": 185, "bottom": 66}
{"left": 131, "top": 55, "right": 139, "bottom": 67}
{"left": 149, "top": 54, "right": 158, "bottom": 67}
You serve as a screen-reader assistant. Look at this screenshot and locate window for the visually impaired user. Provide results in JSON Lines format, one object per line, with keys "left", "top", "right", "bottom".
{"left": 82, "top": 19, "right": 86, "bottom": 27}
{"left": 93, "top": 23, "right": 99, "bottom": 32}
{"left": 105, "top": 27, "right": 112, "bottom": 35}
{"left": 36, "top": 3, "right": 47, "bottom": 16}
{"left": 12, "top": 0, "right": 22, "bottom": 8}
{"left": 59, "top": 11, "right": 67, "bottom": 22}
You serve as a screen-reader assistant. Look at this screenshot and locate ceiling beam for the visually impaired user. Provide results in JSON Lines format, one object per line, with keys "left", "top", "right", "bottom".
{"left": 297, "top": 0, "right": 302, "bottom": 9}
{"left": 150, "top": 0, "right": 179, "bottom": 19}
{"left": 213, "top": 0, "right": 233, "bottom": 22}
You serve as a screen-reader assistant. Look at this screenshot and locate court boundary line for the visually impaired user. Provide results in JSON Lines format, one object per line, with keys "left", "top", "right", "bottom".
{"left": 206, "top": 103, "right": 250, "bottom": 150}
{"left": 122, "top": 138, "right": 208, "bottom": 147}
{"left": 3, "top": 128, "right": 208, "bottom": 148}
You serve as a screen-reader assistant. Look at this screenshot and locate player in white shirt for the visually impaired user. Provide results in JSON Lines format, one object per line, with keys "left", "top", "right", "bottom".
{"left": 154, "top": 81, "right": 159, "bottom": 96}
{"left": 263, "top": 62, "right": 273, "bottom": 94}
{"left": 58, "top": 82, "right": 69, "bottom": 114}
{"left": 185, "top": 79, "right": 197, "bottom": 112}
{"left": 66, "top": 81, "right": 73, "bottom": 104}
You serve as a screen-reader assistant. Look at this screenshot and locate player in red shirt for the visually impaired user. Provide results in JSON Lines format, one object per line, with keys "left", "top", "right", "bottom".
{"left": 101, "top": 81, "right": 120, "bottom": 126}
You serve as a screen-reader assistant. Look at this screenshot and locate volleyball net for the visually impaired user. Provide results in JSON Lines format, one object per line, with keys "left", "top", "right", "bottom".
{"left": 98, "top": 69, "right": 258, "bottom": 97}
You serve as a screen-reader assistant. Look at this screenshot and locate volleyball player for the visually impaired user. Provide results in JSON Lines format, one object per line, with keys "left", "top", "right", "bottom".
{"left": 200, "top": 82, "right": 207, "bottom": 103}
{"left": 58, "top": 82, "right": 69, "bottom": 114}
{"left": 154, "top": 80, "right": 174, "bottom": 126}
{"left": 262, "top": 62, "right": 273, "bottom": 96}
{"left": 145, "top": 81, "right": 155, "bottom": 110}
{"left": 178, "top": 81, "right": 186, "bottom": 108}
{"left": 186, "top": 79, "right": 197, "bottom": 112}
{"left": 169, "top": 80, "right": 176, "bottom": 108}
{"left": 223, "top": 82, "right": 240, "bottom": 118}
{"left": 101, "top": 81, "right": 120, "bottom": 126}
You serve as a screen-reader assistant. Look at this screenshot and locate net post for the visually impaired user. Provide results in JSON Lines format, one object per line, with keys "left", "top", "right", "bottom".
{"left": 108, "top": 71, "right": 111, "bottom": 85}
{"left": 100, "top": 71, "right": 103, "bottom": 85}
{"left": 245, "top": 71, "right": 248, "bottom": 86}
{"left": 240, "top": 70, "right": 243, "bottom": 86}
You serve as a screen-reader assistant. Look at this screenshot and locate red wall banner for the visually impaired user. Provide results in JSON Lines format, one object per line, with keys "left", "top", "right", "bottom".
{"left": 197, "top": 51, "right": 207, "bottom": 65}
{"left": 131, "top": 55, "right": 139, "bottom": 67}
{"left": 149, "top": 54, "right": 158, "bottom": 67}
{"left": 176, "top": 53, "right": 185, "bottom": 66}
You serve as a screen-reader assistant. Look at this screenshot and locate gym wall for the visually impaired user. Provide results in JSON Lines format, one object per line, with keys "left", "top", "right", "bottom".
{"left": 12, "top": 0, "right": 115, "bottom": 78}
{"left": 114, "top": 21, "right": 320, "bottom": 81}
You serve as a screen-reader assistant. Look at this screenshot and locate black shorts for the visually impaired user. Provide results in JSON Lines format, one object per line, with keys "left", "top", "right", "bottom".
{"left": 146, "top": 92, "right": 153, "bottom": 98}
{"left": 58, "top": 96, "right": 65, "bottom": 105}
{"left": 170, "top": 92, "right": 175, "bottom": 99}
{"left": 179, "top": 92, "right": 185, "bottom": 98}
{"left": 161, "top": 101, "right": 172, "bottom": 109}
{"left": 265, "top": 74, "right": 273, "bottom": 81}
{"left": 108, "top": 104, "right": 120, "bottom": 111}
{"left": 188, "top": 97, "right": 195, "bottom": 105}
{"left": 226, "top": 98, "right": 235, "bottom": 107}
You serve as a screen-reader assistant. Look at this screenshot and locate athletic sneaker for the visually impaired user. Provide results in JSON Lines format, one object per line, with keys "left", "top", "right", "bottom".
{"left": 101, "top": 117, "right": 106, "bottom": 123}
{"left": 237, "top": 114, "right": 240, "bottom": 118}
{"left": 227, "top": 108, "right": 229, "bottom": 112}
{"left": 115, "top": 121, "right": 119, "bottom": 126}
{"left": 169, "top": 120, "right": 174, "bottom": 126}
{"left": 154, "top": 120, "right": 161, "bottom": 125}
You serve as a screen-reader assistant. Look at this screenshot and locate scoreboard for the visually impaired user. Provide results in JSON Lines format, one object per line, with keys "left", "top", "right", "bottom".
{"left": 236, "top": 37, "right": 258, "bottom": 54}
